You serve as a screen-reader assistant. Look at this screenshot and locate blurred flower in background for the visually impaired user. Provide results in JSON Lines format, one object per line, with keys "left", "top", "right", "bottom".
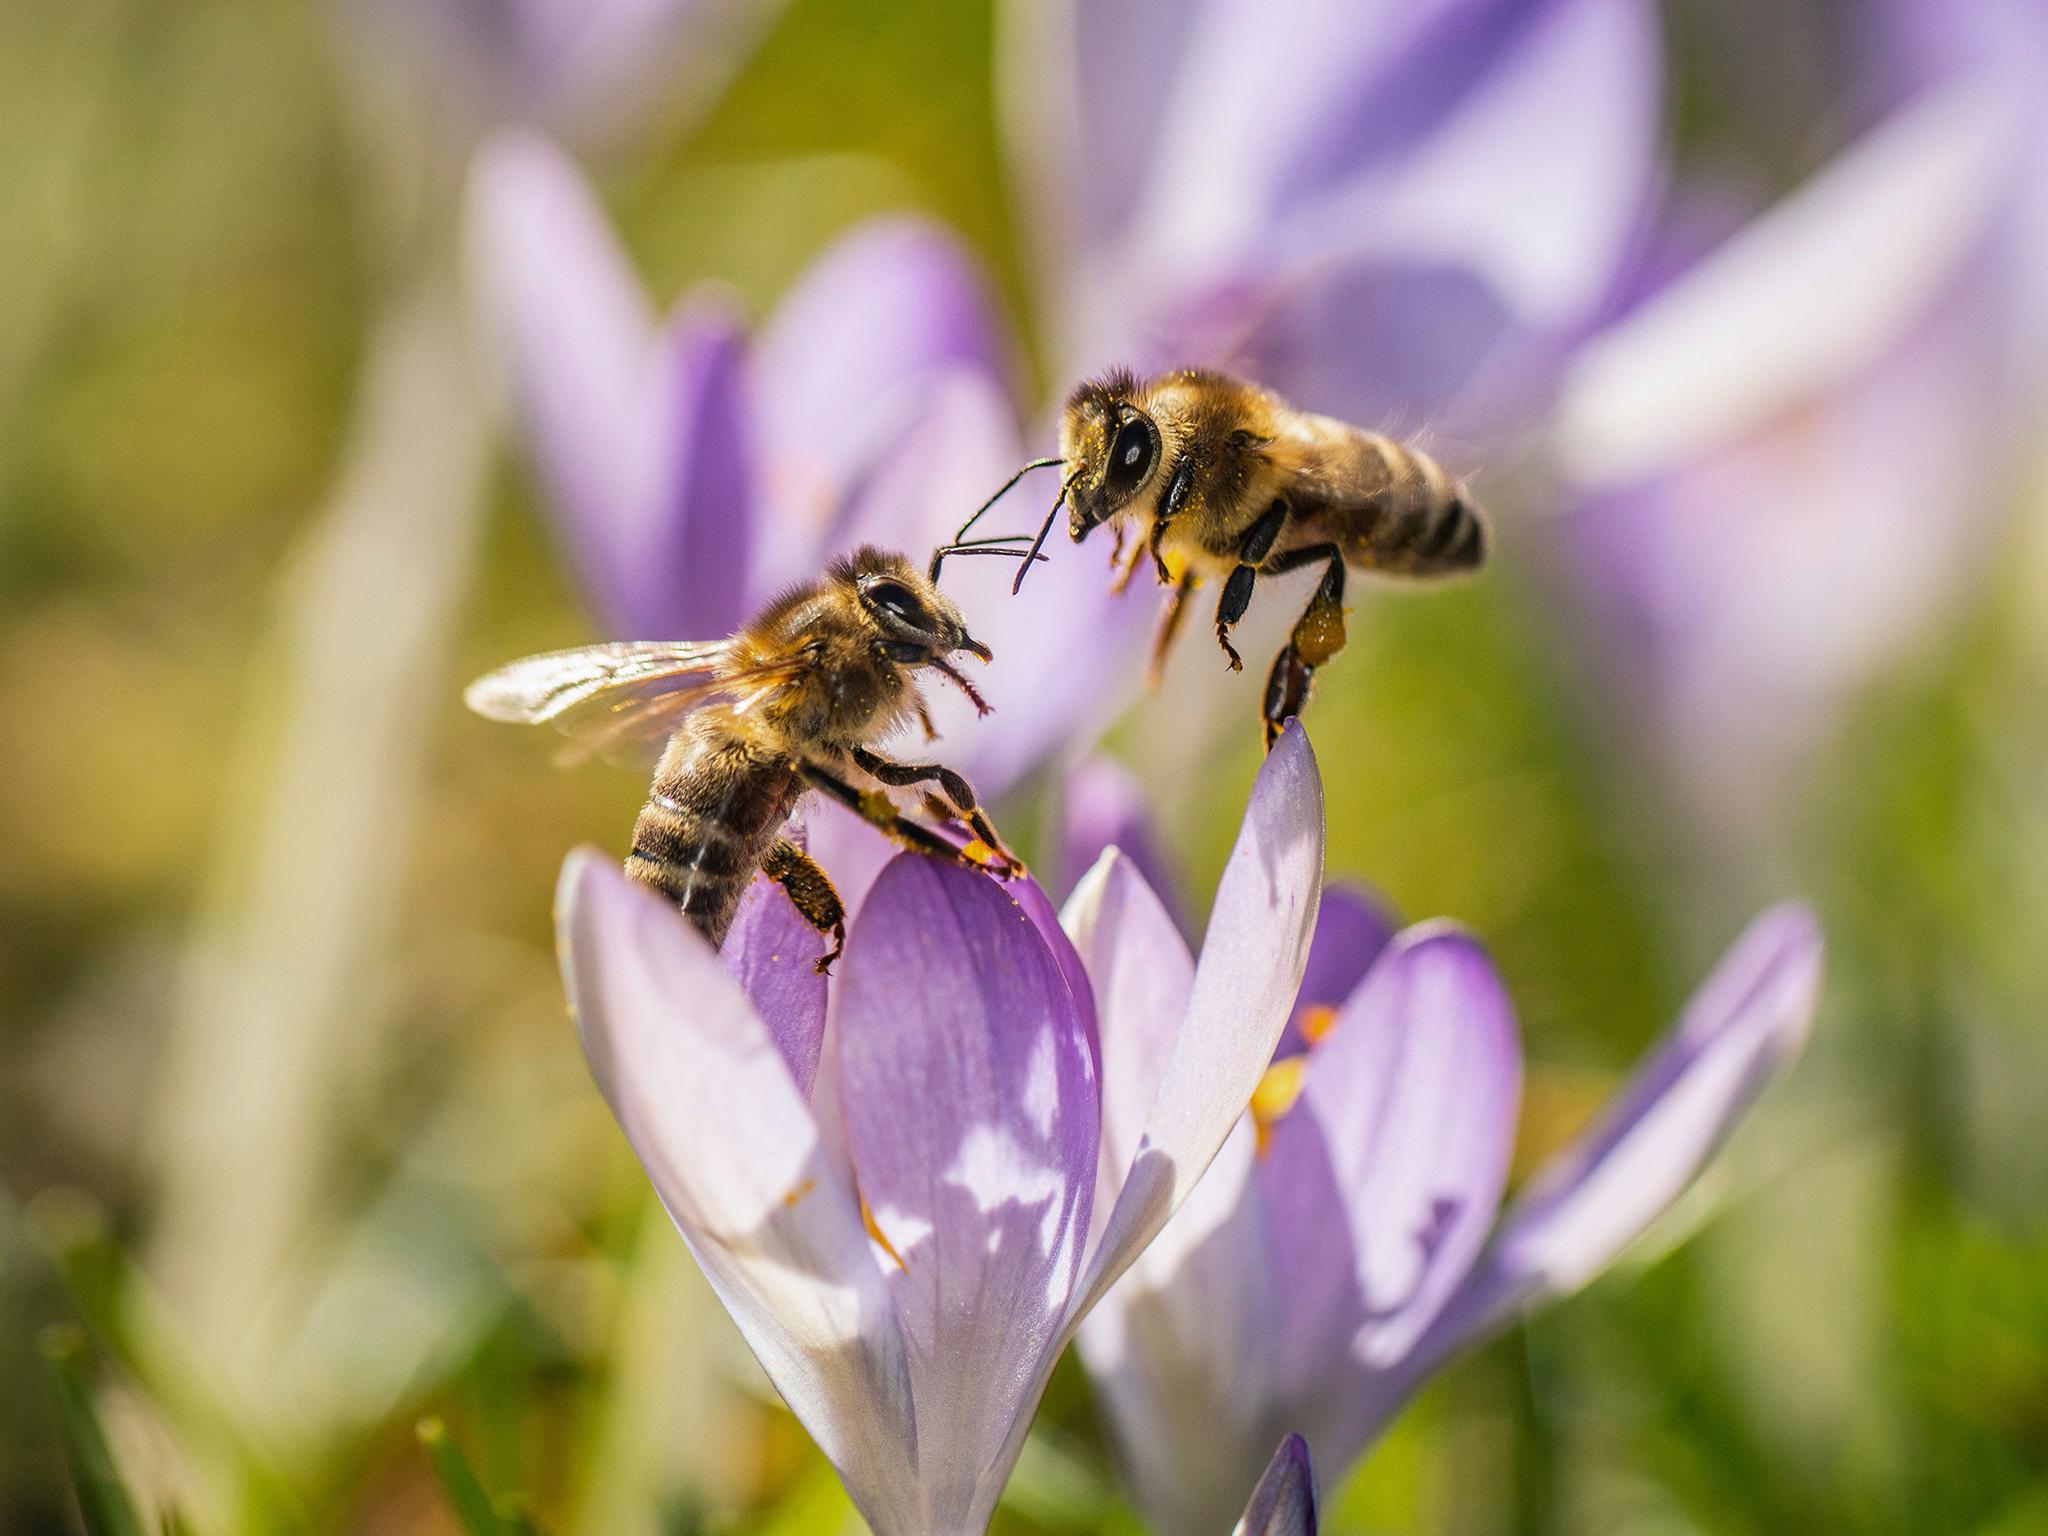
{"left": 1233, "top": 1435, "right": 1318, "bottom": 1536}
{"left": 559, "top": 727, "right": 1322, "bottom": 1535}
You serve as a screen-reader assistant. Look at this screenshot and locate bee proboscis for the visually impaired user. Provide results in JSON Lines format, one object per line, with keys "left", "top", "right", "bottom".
{"left": 971, "top": 368, "right": 1488, "bottom": 744}
{"left": 466, "top": 547, "right": 1023, "bottom": 971}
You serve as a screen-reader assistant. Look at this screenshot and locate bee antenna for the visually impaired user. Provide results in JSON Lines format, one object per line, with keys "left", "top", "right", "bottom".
{"left": 927, "top": 540, "right": 1051, "bottom": 582}
{"left": 953, "top": 457, "right": 1065, "bottom": 546}
{"left": 1010, "top": 473, "right": 1078, "bottom": 596}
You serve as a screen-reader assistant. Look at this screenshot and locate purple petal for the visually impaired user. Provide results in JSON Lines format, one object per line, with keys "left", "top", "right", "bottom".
{"left": 554, "top": 851, "right": 919, "bottom": 1530}
{"left": 832, "top": 855, "right": 1099, "bottom": 1534}
{"left": 1077, "top": 1119, "right": 1279, "bottom": 1536}
{"left": 1396, "top": 905, "right": 1823, "bottom": 1390}
{"left": 1279, "top": 882, "right": 1397, "bottom": 1054}
{"left": 469, "top": 131, "right": 655, "bottom": 631}
{"left": 752, "top": 218, "right": 1008, "bottom": 528}
{"left": 1054, "top": 757, "right": 1185, "bottom": 927}
{"left": 720, "top": 871, "right": 830, "bottom": 1100}
{"left": 1235, "top": 1434, "right": 1317, "bottom": 1536}
{"left": 1259, "top": 926, "right": 1520, "bottom": 1471}
{"left": 618, "top": 297, "right": 759, "bottom": 636}
{"left": 1062, "top": 848, "right": 1195, "bottom": 1210}
{"left": 1070, "top": 721, "right": 1324, "bottom": 1322}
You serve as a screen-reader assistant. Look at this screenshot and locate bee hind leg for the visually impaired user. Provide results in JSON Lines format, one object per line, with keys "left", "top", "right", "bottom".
{"left": 849, "top": 746, "right": 1021, "bottom": 874}
{"left": 761, "top": 839, "right": 848, "bottom": 973}
{"left": 1260, "top": 543, "right": 1346, "bottom": 749}
{"left": 1215, "top": 500, "right": 1289, "bottom": 675}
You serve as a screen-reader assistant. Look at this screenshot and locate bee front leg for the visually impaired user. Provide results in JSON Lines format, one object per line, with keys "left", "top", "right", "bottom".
{"left": 1259, "top": 543, "right": 1346, "bottom": 749}
{"left": 761, "top": 838, "right": 848, "bottom": 974}
{"left": 1215, "top": 500, "right": 1289, "bottom": 674}
{"left": 848, "top": 746, "right": 1022, "bottom": 874}
{"left": 800, "top": 761, "right": 1020, "bottom": 879}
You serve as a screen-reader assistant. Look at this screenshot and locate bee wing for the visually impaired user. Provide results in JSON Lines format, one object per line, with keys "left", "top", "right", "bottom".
{"left": 464, "top": 640, "right": 734, "bottom": 724}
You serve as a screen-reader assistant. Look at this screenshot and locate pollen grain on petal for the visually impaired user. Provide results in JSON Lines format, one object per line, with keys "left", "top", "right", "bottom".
{"left": 1250, "top": 1056, "right": 1309, "bottom": 1157}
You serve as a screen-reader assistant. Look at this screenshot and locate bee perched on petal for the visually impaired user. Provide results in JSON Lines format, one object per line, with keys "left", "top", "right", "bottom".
{"left": 976, "top": 369, "right": 1487, "bottom": 745}
{"left": 466, "top": 546, "right": 1026, "bottom": 972}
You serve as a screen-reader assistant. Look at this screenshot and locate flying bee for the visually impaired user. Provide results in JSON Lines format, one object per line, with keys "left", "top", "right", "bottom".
{"left": 974, "top": 368, "right": 1488, "bottom": 745}
{"left": 465, "top": 546, "right": 1030, "bottom": 973}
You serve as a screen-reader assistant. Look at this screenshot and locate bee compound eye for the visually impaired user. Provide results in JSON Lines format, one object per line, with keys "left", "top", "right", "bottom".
{"left": 863, "top": 578, "right": 930, "bottom": 630}
{"left": 1109, "top": 417, "right": 1156, "bottom": 484}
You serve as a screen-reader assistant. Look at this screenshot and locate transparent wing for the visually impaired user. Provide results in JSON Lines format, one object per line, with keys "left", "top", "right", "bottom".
{"left": 464, "top": 640, "right": 733, "bottom": 724}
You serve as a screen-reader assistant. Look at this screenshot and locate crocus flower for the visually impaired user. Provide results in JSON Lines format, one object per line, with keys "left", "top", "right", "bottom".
{"left": 1003, "top": 0, "right": 1664, "bottom": 436}
{"left": 557, "top": 725, "right": 1325, "bottom": 1536}
{"left": 1074, "top": 842, "right": 1822, "bottom": 1533}
{"left": 1550, "top": 66, "right": 2044, "bottom": 843}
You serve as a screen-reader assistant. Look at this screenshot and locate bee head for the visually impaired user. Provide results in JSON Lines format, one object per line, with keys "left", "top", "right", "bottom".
{"left": 1061, "top": 370, "right": 1160, "bottom": 541}
{"left": 839, "top": 547, "right": 995, "bottom": 713}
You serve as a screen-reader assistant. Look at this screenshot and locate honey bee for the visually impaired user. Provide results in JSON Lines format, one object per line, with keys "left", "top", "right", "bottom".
{"left": 977, "top": 369, "right": 1487, "bottom": 744}
{"left": 466, "top": 547, "right": 1024, "bottom": 972}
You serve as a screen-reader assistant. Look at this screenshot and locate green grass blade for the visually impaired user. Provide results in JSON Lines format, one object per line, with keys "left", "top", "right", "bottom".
{"left": 42, "top": 1325, "right": 149, "bottom": 1536}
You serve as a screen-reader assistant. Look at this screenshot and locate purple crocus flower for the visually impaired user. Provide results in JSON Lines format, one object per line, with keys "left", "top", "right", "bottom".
{"left": 558, "top": 726, "right": 1325, "bottom": 1536}
{"left": 1004, "top": 0, "right": 1664, "bottom": 435}
{"left": 1550, "top": 22, "right": 2046, "bottom": 842}
{"left": 1071, "top": 843, "right": 1821, "bottom": 1533}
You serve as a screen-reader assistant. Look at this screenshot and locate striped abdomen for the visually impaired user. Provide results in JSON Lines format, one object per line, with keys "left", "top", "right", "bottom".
{"left": 625, "top": 735, "right": 802, "bottom": 948}
{"left": 1320, "top": 431, "right": 1487, "bottom": 578}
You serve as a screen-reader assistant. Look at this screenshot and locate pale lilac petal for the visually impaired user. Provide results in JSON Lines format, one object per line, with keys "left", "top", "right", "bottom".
{"left": 1070, "top": 722, "right": 1324, "bottom": 1322}
{"left": 1078, "top": 1118, "right": 1278, "bottom": 1536}
{"left": 1259, "top": 926, "right": 1520, "bottom": 1471}
{"left": 555, "top": 851, "right": 918, "bottom": 1530}
{"left": 752, "top": 218, "right": 1007, "bottom": 546}
{"left": 1279, "top": 882, "right": 1397, "bottom": 1053}
{"left": 1396, "top": 905, "right": 1822, "bottom": 1389}
{"left": 1061, "top": 849, "right": 1195, "bottom": 1208}
{"left": 1055, "top": 756, "right": 1183, "bottom": 925}
{"left": 617, "top": 297, "right": 759, "bottom": 636}
{"left": 469, "top": 131, "right": 655, "bottom": 630}
{"left": 833, "top": 856, "right": 1099, "bottom": 1535}
{"left": 1235, "top": 1435, "right": 1317, "bottom": 1536}
{"left": 719, "top": 871, "right": 830, "bottom": 1100}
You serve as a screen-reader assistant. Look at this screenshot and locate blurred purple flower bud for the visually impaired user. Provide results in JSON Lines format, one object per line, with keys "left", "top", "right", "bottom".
{"left": 557, "top": 726, "right": 1325, "bottom": 1536}
{"left": 1076, "top": 896, "right": 1820, "bottom": 1533}
{"left": 1232, "top": 1435, "right": 1317, "bottom": 1536}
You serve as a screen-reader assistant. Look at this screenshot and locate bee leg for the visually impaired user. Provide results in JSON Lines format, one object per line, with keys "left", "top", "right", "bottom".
{"left": 1148, "top": 571, "right": 1197, "bottom": 688}
{"left": 801, "top": 762, "right": 1020, "bottom": 879}
{"left": 914, "top": 698, "right": 939, "bottom": 743}
{"left": 849, "top": 747, "right": 1022, "bottom": 874}
{"left": 1147, "top": 456, "right": 1201, "bottom": 584}
{"left": 1260, "top": 543, "right": 1347, "bottom": 749}
{"left": 1215, "top": 500, "right": 1288, "bottom": 674}
{"left": 761, "top": 838, "right": 848, "bottom": 974}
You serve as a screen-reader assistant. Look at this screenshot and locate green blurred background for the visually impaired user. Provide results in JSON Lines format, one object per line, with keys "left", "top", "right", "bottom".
{"left": 4, "top": 1, "right": 2046, "bottom": 1532}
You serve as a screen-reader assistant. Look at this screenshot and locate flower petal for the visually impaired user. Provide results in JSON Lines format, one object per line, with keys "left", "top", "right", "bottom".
{"left": 1235, "top": 1434, "right": 1318, "bottom": 1536}
{"left": 1062, "top": 848, "right": 1195, "bottom": 1213}
{"left": 469, "top": 131, "right": 655, "bottom": 631}
{"left": 832, "top": 855, "right": 1099, "bottom": 1535}
{"left": 1397, "top": 904, "right": 1823, "bottom": 1385}
{"left": 719, "top": 871, "right": 831, "bottom": 1101}
{"left": 1069, "top": 721, "right": 1324, "bottom": 1323}
{"left": 1259, "top": 925, "right": 1520, "bottom": 1476}
{"left": 752, "top": 218, "right": 1007, "bottom": 558}
{"left": 1055, "top": 756, "right": 1185, "bottom": 927}
{"left": 555, "top": 851, "right": 918, "bottom": 1531}
{"left": 1279, "top": 881, "right": 1397, "bottom": 1053}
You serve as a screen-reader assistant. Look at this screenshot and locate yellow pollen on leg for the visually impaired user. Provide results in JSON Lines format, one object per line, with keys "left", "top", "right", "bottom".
{"left": 861, "top": 1195, "right": 908, "bottom": 1271}
{"left": 1250, "top": 1055, "right": 1309, "bottom": 1157}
